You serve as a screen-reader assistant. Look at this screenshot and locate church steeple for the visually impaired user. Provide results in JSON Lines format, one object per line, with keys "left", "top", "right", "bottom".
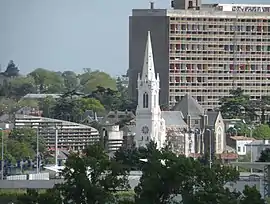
{"left": 140, "top": 31, "right": 157, "bottom": 81}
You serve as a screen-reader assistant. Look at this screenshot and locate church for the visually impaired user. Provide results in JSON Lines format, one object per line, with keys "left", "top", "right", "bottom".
{"left": 134, "top": 31, "right": 226, "bottom": 156}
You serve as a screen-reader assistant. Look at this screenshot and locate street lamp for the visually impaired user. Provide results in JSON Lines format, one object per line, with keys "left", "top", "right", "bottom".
{"left": 36, "top": 127, "right": 39, "bottom": 174}
{"left": 247, "top": 126, "right": 254, "bottom": 173}
{"left": 206, "top": 129, "right": 213, "bottom": 169}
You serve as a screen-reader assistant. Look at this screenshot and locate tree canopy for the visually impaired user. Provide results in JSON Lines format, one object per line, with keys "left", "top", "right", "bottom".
{"left": 15, "top": 143, "right": 266, "bottom": 204}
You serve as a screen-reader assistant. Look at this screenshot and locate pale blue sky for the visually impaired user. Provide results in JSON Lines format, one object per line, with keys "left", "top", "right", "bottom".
{"left": 0, "top": 0, "right": 268, "bottom": 76}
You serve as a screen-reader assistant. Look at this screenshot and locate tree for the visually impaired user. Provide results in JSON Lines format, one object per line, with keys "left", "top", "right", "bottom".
{"left": 258, "top": 148, "right": 270, "bottom": 162}
{"left": 219, "top": 88, "right": 252, "bottom": 120}
{"left": 253, "top": 124, "right": 270, "bottom": 139}
{"left": 62, "top": 71, "right": 79, "bottom": 91}
{"left": 3, "top": 60, "right": 19, "bottom": 77}
{"left": 79, "top": 70, "right": 117, "bottom": 93}
{"left": 78, "top": 98, "right": 105, "bottom": 115}
{"left": 134, "top": 144, "right": 241, "bottom": 204}
{"left": 29, "top": 68, "right": 64, "bottom": 93}
{"left": 8, "top": 128, "right": 45, "bottom": 159}
{"left": 240, "top": 185, "right": 265, "bottom": 204}
{"left": 38, "top": 96, "right": 56, "bottom": 118}
{"left": 6, "top": 76, "right": 36, "bottom": 99}
{"left": 87, "top": 86, "right": 122, "bottom": 111}
{"left": 51, "top": 97, "right": 81, "bottom": 122}
{"left": 57, "top": 143, "right": 129, "bottom": 204}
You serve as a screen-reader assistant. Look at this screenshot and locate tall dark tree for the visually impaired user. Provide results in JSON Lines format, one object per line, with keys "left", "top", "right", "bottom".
{"left": 219, "top": 88, "right": 255, "bottom": 121}
{"left": 4, "top": 60, "right": 19, "bottom": 77}
{"left": 57, "top": 143, "right": 129, "bottom": 204}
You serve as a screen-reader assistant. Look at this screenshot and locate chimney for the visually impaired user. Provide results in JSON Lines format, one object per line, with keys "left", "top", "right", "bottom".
{"left": 150, "top": 1, "right": 154, "bottom": 9}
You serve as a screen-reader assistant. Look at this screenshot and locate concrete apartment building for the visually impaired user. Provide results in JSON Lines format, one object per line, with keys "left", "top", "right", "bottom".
{"left": 14, "top": 114, "right": 100, "bottom": 151}
{"left": 128, "top": 0, "right": 270, "bottom": 110}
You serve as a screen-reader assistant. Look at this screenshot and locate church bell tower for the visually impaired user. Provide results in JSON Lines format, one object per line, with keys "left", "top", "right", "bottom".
{"left": 135, "top": 31, "right": 162, "bottom": 148}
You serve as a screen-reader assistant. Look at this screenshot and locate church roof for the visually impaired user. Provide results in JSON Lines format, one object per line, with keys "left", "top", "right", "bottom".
{"left": 172, "top": 94, "right": 204, "bottom": 118}
{"left": 140, "top": 31, "right": 157, "bottom": 81}
{"left": 161, "top": 111, "right": 187, "bottom": 127}
{"left": 206, "top": 111, "right": 219, "bottom": 126}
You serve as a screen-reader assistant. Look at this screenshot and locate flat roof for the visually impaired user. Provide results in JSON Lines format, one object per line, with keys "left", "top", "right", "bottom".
{"left": 230, "top": 136, "right": 255, "bottom": 141}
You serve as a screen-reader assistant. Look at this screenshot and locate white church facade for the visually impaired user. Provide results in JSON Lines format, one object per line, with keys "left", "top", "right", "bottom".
{"left": 134, "top": 31, "right": 226, "bottom": 157}
{"left": 135, "top": 31, "right": 166, "bottom": 149}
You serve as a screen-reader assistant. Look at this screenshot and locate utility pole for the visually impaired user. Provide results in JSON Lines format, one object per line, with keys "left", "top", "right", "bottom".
{"left": 55, "top": 127, "right": 58, "bottom": 166}
{"left": 36, "top": 128, "right": 39, "bottom": 173}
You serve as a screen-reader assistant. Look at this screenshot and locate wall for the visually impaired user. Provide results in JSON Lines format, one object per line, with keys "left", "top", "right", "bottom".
{"left": 129, "top": 12, "right": 170, "bottom": 105}
{"left": 236, "top": 140, "right": 253, "bottom": 156}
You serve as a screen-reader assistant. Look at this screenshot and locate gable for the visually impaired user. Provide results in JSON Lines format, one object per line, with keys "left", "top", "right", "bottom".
{"left": 172, "top": 94, "right": 204, "bottom": 118}
{"left": 161, "top": 111, "right": 187, "bottom": 128}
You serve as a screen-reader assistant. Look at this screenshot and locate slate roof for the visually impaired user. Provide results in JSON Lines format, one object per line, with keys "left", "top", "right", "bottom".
{"left": 206, "top": 111, "right": 219, "bottom": 126}
{"left": 161, "top": 111, "right": 187, "bottom": 127}
{"left": 172, "top": 93, "right": 204, "bottom": 118}
{"left": 101, "top": 111, "right": 135, "bottom": 125}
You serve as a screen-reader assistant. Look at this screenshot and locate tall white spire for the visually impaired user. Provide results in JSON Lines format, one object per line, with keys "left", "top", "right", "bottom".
{"left": 141, "top": 31, "right": 156, "bottom": 81}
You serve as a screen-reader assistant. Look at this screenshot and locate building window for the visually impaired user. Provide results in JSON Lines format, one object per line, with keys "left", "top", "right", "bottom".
{"left": 195, "top": 120, "right": 199, "bottom": 124}
{"left": 237, "top": 146, "right": 241, "bottom": 152}
{"left": 243, "top": 146, "right": 245, "bottom": 153}
{"left": 143, "top": 92, "right": 149, "bottom": 108}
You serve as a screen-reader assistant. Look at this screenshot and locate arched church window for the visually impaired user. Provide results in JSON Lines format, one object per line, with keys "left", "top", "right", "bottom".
{"left": 143, "top": 92, "right": 149, "bottom": 108}
{"left": 141, "top": 136, "right": 143, "bottom": 141}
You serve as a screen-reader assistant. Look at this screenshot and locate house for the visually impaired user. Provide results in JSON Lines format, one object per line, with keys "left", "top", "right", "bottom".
{"left": 227, "top": 136, "right": 255, "bottom": 156}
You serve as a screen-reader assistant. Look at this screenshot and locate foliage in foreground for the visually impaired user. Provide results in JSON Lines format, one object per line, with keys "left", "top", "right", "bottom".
{"left": 15, "top": 143, "right": 266, "bottom": 204}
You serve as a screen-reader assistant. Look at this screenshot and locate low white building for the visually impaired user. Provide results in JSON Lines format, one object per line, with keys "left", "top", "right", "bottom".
{"left": 102, "top": 125, "right": 124, "bottom": 152}
{"left": 227, "top": 136, "right": 255, "bottom": 156}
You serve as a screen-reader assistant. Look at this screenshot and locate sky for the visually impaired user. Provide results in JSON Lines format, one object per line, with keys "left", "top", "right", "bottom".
{"left": 0, "top": 0, "right": 269, "bottom": 76}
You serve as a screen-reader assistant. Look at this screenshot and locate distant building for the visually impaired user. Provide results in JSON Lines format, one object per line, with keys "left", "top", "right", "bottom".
{"left": 246, "top": 140, "right": 270, "bottom": 161}
{"left": 23, "top": 94, "right": 62, "bottom": 99}
{"left": 133, "top": 31, "right": 227, "bottom": 157}
{"left": 227, "top": 136, "right": 255, "bottom": 156}
{"left": 129, "top": 0, "right": 270, "bottom": 110}
{"left": 14, "top": 114, "right": 100, "bottom": 151}
{"left": 102, "top": 125, "right": 124, "bottom": 152}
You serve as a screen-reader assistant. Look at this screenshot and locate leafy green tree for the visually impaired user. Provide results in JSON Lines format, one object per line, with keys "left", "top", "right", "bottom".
{"left": 258, "top": 148, "right": 270, "bottom": 162}
{"left": 79, "top": 70, "right": 117, "bottom": 93}
{"left": 78, "top": 98, "right": 105, "bottom": 115}
{"left": 62, "top": 71, "right": 79, "bottom": 91}
{"left": 57, "top": 143, "right": 129, "bottom": 204}
{"left": 51, "top": 97, "right": 81, "bottom": 122}
{"left": 87, "top": 86, "right": 122, "bottom": 111}
{"left": 29, "top": 68, "right": 64, "bottom": 93}
{"left": 8, "top": 76, "right": 36, "bottom": 98}
{"left": 0, "top": 98, "right": 17, "bottom": 114}
{"left": 38, "top": 96, "right": 56, "bottom": 118}
{"left": 253, "top": 124, "right": 270, "bottom": 139}
{"left": 219, "top": 88, "right": 252, "bottom": 120}
{"left": 134, "top": 144, "right": 240, "bottom": 204}
{"left": 240, "top": 185, "right": 265, "bottom": 204}
{"left": 17, "top": 189, "right": 39, "bottom": 204}
{"left": 18, "top": 99, "right": 39, "bottom": 110}
{"left": 8, "top": 128, "right": 45, "bottom": 159}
